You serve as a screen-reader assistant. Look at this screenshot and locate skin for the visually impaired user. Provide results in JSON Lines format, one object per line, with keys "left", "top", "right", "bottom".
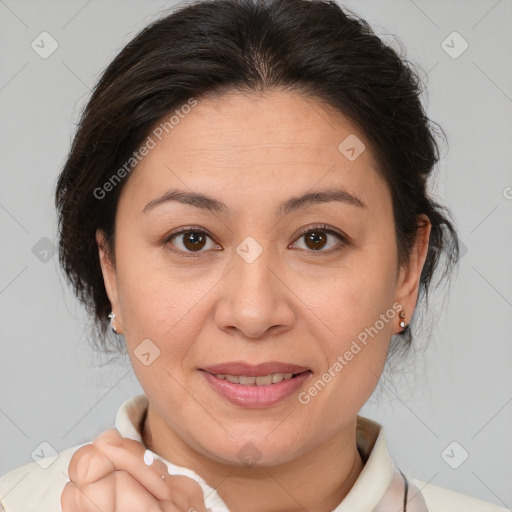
{"left": 62, "top": 428, "right": 211, "bottom": 511}
{"left": 94, "top": 89, "right": 431, "bottom": 512}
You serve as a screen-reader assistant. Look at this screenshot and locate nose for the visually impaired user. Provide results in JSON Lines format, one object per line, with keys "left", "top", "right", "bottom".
{"left": 213, "top": 245, "right": 295, "bottom": 340}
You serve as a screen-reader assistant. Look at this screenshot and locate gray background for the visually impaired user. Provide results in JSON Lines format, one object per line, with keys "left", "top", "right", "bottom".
{"left": 1, "top": 0, "right": 511, "bottom": 508}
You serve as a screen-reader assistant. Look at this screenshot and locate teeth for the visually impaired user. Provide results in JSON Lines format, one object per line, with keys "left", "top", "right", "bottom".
{"left": 214, "top": 372, "right": 295, "bottom": 385}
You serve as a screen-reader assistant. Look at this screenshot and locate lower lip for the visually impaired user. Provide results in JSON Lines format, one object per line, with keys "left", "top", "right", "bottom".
{"left": 200, "top": 370, "right": 312, "bottom": 408}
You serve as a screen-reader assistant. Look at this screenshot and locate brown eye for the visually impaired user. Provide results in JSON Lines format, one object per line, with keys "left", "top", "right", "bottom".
{"left": 180, "top": 231, "right": 207, "bottom": 251}
{"left": 292, "top": 225, "right": 348, "bottom": 253}
{"left": 304, "top": 231, "right": 329, "bottom": 251}
{"left": 165, "top": 228, "right": 218, "bottom": 256}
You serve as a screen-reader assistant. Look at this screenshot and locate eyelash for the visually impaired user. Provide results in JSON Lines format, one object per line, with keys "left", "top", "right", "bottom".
{"left": 162, "top": 224, "right": 350, "bottom": 258}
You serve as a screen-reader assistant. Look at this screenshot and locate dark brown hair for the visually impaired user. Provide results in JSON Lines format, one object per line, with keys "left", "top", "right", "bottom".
{"left": 55, "top": 0, "right": 459, "bottom": 357}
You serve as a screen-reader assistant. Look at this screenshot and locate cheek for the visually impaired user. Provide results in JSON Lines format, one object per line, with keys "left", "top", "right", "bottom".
{"left": 113, "top": 240, "right": 195, "bottom": 355}
{"left": 304, "top": 282, "right": 395, "bottom": 426}
{"left": 311, "top": 239, "right": 398, "bottom": 386}
{"left": 321, "top": 250, "right": 398, "bottom": 340}
{"left": 116, "top": 255, "right": 203, "bottom": 409}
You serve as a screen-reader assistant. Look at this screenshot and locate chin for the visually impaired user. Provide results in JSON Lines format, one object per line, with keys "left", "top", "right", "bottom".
{"left": 196, "top": 433, "right": 304, "bottom": 468}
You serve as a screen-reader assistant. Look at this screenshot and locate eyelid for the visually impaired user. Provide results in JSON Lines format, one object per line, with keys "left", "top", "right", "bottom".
{"left": 163, "top": 225, "right": 220, "bottom": 258}
{"left": 163, "top": 225, "right": 215, "bottom": 243}
{"left": 292, "top": 223, "right": 349, "bottom": 243}
{"left": 290, "top": 223, "right": 350, "bottom": 253}
{"left": 163, "top": 223, "right": 350, "bottom": 256}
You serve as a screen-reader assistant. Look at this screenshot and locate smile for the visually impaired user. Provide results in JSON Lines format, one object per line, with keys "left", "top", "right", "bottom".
{"left": 212, "top": 372, "right": 297, "bottom": 385}
{"left": 200, "top": 369, "right": 312, "bottom": 408}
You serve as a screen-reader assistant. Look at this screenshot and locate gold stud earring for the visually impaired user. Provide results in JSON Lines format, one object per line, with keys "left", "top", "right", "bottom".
{"left": 399, "top": 310, "right": 406, "bottom": 330}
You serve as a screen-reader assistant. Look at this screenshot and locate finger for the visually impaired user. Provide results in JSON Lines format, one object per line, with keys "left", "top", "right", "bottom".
{"left": 113, "top": 471, "right": 169, "bottom": 512}
{"left": 61, "top": 481, "right": 79, "bottom": 512}
{"left": 88, "top": 428, "right": 209, "bottom": 509}
{"left": 159, "top": 498, "right": 194, "bottom": 512}
{"left": 68, "top": 443, "right": 117, "bottom": 486}
{"left": 163, "top": 474, "right": 211, "bottom": 512}
{"left": 91, "top": 428, "right": 173, "bottom": 500}
{"left": 61, "top": 472, "right": 116, "bottom": 512}
{"left": 62, "top": 470, "right": 165, "bottom": 512}
{"left": 117, "top": 436, "right": 208, "bottom": 510}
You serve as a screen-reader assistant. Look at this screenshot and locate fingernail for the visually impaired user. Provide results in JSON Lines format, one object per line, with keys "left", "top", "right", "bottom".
{"left": 144, "top": 449, "right": 154, "bottom": 465}
{"left": 77, "top": 453, "right": 90, "bottom": 481}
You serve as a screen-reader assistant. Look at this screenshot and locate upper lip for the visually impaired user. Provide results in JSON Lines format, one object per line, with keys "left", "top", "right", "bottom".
{"left": 201, "top": 361, "right": 310, "bottom": 377}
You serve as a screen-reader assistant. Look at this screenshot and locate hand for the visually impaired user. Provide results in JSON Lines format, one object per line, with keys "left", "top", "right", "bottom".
{"left": 61, "top": 427, "right": 211, "bottom": 512}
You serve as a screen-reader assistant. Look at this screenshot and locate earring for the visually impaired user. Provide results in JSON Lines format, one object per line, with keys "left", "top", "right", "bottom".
{"left": 108, "top": 311, "right": 119, "bottom": 334}
{"left": 399, "top": 310, "right": 407, "bottom": 330}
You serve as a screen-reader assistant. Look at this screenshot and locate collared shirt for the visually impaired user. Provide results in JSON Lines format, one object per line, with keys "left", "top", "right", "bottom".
{"left": 0, "top": 393, "right": 508, "bottom": 511}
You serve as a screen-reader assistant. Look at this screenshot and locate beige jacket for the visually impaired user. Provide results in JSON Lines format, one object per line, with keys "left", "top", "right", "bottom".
{"left": 0, "top": 394, "right": 509, "bottom": 511}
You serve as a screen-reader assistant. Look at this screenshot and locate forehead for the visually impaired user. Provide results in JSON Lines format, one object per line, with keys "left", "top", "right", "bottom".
{"left": 146, "top": 90, "right": 376, "bottom": 163}
{"left": 119, "top": 89, "right": 389, "bottom": 217}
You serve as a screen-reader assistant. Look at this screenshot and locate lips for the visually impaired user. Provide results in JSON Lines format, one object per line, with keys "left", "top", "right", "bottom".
{"left": 200, "top": 367, "right": 312, "bottom": 407}
{"left": 200, "top": 361, "right": 310, "bottom": 377}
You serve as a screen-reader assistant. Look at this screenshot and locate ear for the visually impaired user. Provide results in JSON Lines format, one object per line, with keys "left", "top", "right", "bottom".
{"left": 394, "top": 214, "right": 431, "bottom": 333}
{"left": 96, "top": 228, "right": 124, "bottom": 333}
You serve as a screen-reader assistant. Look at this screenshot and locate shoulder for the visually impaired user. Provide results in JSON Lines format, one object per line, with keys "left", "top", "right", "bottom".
{"left": 412, "top": 477, "right": 511, "bottom": 512}
{"left": 0, "top": 443, "right": 88, "bottom": 512}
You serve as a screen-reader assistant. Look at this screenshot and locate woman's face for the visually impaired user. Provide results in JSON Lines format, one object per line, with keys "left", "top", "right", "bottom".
{"left": 97, "top": 89, "right": 430, "bottom": 466}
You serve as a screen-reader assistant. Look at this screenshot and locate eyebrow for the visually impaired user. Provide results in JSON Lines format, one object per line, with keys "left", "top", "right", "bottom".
{"left": 142, "top": 187, "right": 366, "bottom": 217}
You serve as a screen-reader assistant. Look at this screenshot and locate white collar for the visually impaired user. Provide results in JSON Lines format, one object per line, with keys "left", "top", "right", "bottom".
{"left": 115, "top": 393, "right": 407, "bottom": 512}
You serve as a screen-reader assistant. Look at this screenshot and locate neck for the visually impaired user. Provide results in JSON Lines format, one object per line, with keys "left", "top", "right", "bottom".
{"left": 142, "top": 405, "right": 365, "bottom": 512}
